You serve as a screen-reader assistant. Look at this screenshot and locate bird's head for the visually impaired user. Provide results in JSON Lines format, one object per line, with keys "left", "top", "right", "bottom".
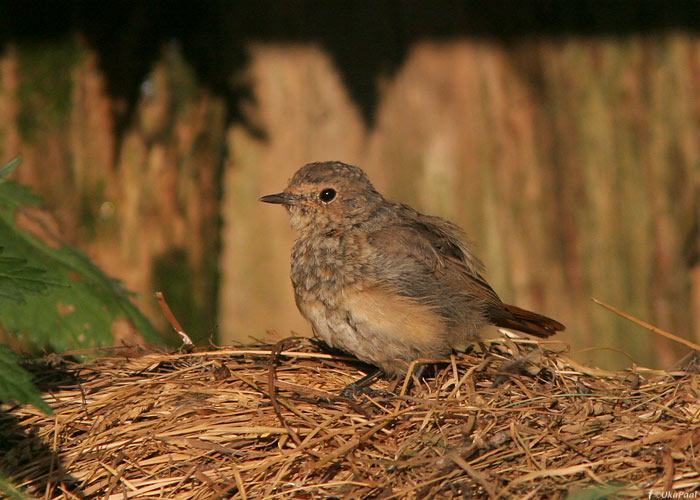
{"left": 259, "top": 161, "right": 384, "bottom": 234}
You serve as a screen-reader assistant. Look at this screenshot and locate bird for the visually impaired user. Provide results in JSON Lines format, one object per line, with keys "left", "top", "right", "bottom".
{"left": 260, "top": 161, "right": 564, "bottom": 392}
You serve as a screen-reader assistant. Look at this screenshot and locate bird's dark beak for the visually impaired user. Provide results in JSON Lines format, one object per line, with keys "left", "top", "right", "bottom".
{"left": 259, "top": 192, "right": 298, "bottom": 205}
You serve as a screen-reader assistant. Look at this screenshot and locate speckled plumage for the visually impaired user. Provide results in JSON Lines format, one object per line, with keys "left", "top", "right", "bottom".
{"left": 261, "top": 161, "right": 564, "bottom": 377}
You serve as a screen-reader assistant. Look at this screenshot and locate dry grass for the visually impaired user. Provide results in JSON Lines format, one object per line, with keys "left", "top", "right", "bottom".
{"left": 2, "top": 335, "right": 699, "bottom": 499}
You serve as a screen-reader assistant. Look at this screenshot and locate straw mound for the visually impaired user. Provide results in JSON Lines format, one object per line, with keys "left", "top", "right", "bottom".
{"left": 1, "top": 337, "right": 699, "bottom": 499}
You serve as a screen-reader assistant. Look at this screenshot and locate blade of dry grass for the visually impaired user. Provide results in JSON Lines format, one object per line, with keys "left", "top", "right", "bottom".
{"left": 593, "top": 298, "right": 700, "bottom": 351}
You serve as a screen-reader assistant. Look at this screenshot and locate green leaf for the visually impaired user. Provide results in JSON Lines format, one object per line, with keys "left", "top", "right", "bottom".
{"left": 0, "top": 251, "right": 67, "bottom": 304}
{"left": 567, "top": 483, "right": 625, "bottom": 500}
{"left": 0, "top": 177, "right": 161, "bottom": 353}
{"left": 0, "top": 345, "right": 51, "bottom": 414}
{"left": 0, "top": 157, "right": 21, "bottom": 182}
{"left": 0, "top": 471, "right": 36, "bottom": 500}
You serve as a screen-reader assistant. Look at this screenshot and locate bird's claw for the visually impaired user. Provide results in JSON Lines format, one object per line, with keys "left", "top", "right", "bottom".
{"left": 340, "top": 382, "right": 394, "bottom": 399}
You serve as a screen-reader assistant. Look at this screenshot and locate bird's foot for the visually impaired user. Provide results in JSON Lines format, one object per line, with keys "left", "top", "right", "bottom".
{"left": 339, "top": 368, "right": 393, "bottom": 398}
{"left": 340, "top": 382, "right": 394, "bottom": 399}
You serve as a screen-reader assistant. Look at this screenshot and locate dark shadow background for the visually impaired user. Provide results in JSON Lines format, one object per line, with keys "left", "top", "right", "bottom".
{"left": 1, "top": 0, "right": 698, "bottom": 129}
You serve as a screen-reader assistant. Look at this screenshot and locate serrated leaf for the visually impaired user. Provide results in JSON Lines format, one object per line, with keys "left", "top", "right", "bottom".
{"left": 0, "top": 255, "right": 26, "bottom": 267}
{"left": 0, "top": 157, "right": 21, "bottom": 182}
{"left": 0, "top": 178, "right": 161, "bottom": 352}
{"left": 0, "top": 345, "right": 51, "bottom": 414}
{"left": 0, "top": 180, "right": 42, "bottom": 209}
{"left": 0, "top": 252, "right": 67, "bottom": 304}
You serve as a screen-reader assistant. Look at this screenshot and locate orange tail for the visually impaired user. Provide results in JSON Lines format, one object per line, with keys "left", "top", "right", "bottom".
{"left": 490, "top": 304, "right": 565, "bottom": 338}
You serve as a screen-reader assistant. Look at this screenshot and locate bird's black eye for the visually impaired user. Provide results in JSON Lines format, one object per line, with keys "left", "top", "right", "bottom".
{"left": 319, "top": 188, "right": 336, "bottom": 203}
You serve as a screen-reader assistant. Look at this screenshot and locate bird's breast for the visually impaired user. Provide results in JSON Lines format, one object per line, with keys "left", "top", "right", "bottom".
{"left": 290, "top": 231, "right": 368, "bottom": 344}
{"left": 290, "top": 232, "right": 363, "bottom": 292}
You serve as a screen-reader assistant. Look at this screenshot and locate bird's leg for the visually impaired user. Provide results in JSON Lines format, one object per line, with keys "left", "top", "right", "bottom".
{"left": 399, "top": 363, "right": 429, "bottom": 394}
{"left": 412, "top": 363, "right": 428, "bottom": 380}
{"left": 340, "top": 368, "right": 393, "bottom": 398}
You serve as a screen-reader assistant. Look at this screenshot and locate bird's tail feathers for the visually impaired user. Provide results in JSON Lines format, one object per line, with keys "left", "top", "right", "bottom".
{"left": 492, "top": 304, "right": 565, "bottom": 338}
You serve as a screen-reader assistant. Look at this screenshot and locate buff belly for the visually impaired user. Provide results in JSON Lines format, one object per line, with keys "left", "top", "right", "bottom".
{"left": 295, "top": 285, "right": 449, "bottom": 377}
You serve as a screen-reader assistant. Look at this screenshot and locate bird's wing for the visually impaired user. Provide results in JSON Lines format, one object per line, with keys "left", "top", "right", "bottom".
{"left": 388, "top": 204, "right": 565, "bottom": 338}
{"left": 362, "top": 204, "right": 565, "bottom": 339}
{"left": 395, "top": 204, "right": 485, "bottom": 274}
{"left": 365, "top": 204, "right": 504, "bottom": 313}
